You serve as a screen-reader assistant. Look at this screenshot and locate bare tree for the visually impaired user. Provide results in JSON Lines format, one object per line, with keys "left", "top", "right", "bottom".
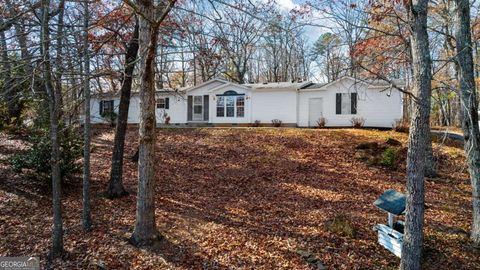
{"left": 107, "top": 19, "right": 139, "bottom": 199}
{"left": 211, "top": 0, "right": 265, "bottom": 83}
{"left": 82, "top": 0, "right": 92, "bottom": 231}
{"left": 454, "top": 0, "right": 480, "bottom": 246}
{"left": 41, "top": 0, "right": 63, "bottom": 257}
{"left": 311, "top": 32, "right": 345, "bottom": 82}
{"left": 400, "top": 0, "right": 432, "bottom": 269}
{"left": 125, "top": 0, "right": 176, "bottom": 246}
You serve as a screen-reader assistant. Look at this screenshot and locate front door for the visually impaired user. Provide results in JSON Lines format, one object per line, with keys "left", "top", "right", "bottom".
{"left": 309, "top": 98, "right": 323, "bottom": 127}
{"left": 192, "top": 96, "right": 204, "bottom": 121}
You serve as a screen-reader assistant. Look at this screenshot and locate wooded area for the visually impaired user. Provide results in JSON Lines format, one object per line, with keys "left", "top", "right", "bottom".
{"left": 1, "top": 0, "right": 480, "bottom": 269}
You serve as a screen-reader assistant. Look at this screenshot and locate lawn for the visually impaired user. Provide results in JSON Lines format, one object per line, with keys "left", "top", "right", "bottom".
{"left": 0, "top": 128, "right": 479, "bottom": 269}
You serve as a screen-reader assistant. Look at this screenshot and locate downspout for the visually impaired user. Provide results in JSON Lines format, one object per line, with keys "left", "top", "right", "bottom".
{"left": 296, "top": 88, "right": 300, "bottom": 127}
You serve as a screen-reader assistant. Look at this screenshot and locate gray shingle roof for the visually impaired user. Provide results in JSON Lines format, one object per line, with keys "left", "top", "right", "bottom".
{"left": 300, "top": 83, "right": 327, "bottom": 90}
{"left": 245, "top": 81, "right": 311, "bottom": 90}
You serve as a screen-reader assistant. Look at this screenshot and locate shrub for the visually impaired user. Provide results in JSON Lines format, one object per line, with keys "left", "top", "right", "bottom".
{"left": 350, "top": 117, "right": 365, "bottom": 128}
{"left": 10, "top": 126, "right": 83, "bottom": 181}
{"left": 393, "top": 119, "right": 409, "bottom": 133}
{"left": 326, "top": 215, "right": 357, "bottom": 238}
{"left": 271, "top": 119, "right": 282, "bottom": 127}
{"left": 161, "top": 112, "right": 170, "bottom": 125}
{"left": 101, "top": 111, "right": 117, "bottom": 127}
{"left": 385, "top": 137, "right": 402, "bottom": 146}
{"left": 252, "top": 120, "right": 261, "bottom": 127}
{"left": 356, "top": 142, "right": 380, "bottom": 150}
{"left": 381, "top": 147, "right": 398, "bottom": 169}
{"left": 0, "top": 103, "right": 9, "bottom": 129}
{"left": 316, "top": 117, "right": 327, "bottom": 128}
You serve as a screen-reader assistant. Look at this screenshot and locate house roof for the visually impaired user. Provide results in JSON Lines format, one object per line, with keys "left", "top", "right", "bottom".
{"left": 245, "top": 81, "right": 312, "bottom": 90}
{"left": 207, "top": 82, "right": 251, "bottom": 93}
{"left": 301, "top": 83, "right": 327, "bottom": 90}
{"left": 93, "top": 76, "right": 406, "bottom": 99}
{"left": 366, "top": 78, "right": 406, "bottom": 88}
{"left": 184, "top": 78, "right": 233, "bottom": 93}
{"left": 92, "top": 88, "right": 182, "bottom": 99}
{"left": 298, "top": 76, "right": 406, "bottom": 91}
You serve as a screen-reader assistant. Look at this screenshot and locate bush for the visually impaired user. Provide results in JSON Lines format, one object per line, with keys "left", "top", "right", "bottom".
{"left": 393, "top": 119, "right": 409, "bottom": 133}
{"left": 316, "top": 117, "right": 327, "bottom": 128}
{"left": 271, "top": 119, "right": 282, "bottom": 127}
{"left": 101, "top": 111, "right": 117, "bottom": 127}
{"left": 252, "top": 120, "right": 261, "bottom": 127}
{"left": 161, "top": 112, "right": 170, "bottom": 124}
{"left": 326, "top": 215, "right": 357, "bottom": 238}
{"left": 381, "top": 147, "right": 398, "bottom": 169}
{"left": 350, "top": 117, "right": 365, "bottom": 128}
{"left": 10, "top": 126, "right": 83, "bottom": 181}
{"left": 385, "top": 137, "right": 402, "bottom": 146}
{"left": 0, "top": 102, "right": 9, "bottom": 129}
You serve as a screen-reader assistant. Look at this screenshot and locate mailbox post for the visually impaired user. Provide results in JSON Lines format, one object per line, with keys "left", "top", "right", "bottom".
{"left": 373, "top": 189, "right": 406, "bottom": 257}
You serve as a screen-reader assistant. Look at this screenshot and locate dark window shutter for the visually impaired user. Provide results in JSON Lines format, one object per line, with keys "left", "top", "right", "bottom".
{"left": 203, "top": 95, "right": 209, "bottom": 121}
{"left": 335, "top": 93, "right": 342, "bottom": 114}
{"left": 165, "top": 97, "right": 170, "bottom": 109}
{"left": 351, "top": 93, "right": 357, "bottom": 114}
{"left": 99, "top": 101, "right": 104, "bottom": 115}
{"left": 187, "top": 96, "right": 192, "bottom": 121}
{"left": 110, "top": 100, "right": 114, "bottom": 112}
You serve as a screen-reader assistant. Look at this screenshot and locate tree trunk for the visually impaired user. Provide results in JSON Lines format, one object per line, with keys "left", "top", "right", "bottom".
{"left": 130, "top": 0, "right": 161, "bottom": 246}
{"left": 0, "top": 18, "right": 12, "bottom": 117}
{"left": 55, "top": 0, "right": 65, "bottom": 118}
{"left": 82, "top": 0, "right": 92, "bottom": 231}
{"left": 3, "top": 0, "right": 32, "bottom": 125}
{"left": 0, "top": 25, "right": 21, "bottom": 126}
{"left": 424, "top": 130, "right": 437, "bottom": 178}
{"left": 42, "top": 0, "right": 63, "bottom": 257}
{"left": 107, "top": 19, "right": 139, "bottom": 199}
{"left": 454, "top": 0, "right": 480, "bottom": 246}
{"left": 400, "top": 0, "right": 432, "bottom": 269}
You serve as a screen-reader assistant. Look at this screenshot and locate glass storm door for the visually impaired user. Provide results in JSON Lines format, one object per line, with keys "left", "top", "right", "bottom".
{"left": 192, "top": 96, "right": 204, "bottom": 121}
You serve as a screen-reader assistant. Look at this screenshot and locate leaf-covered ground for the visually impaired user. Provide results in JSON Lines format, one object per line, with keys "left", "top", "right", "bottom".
{"left": 1, "top": 128, "right": 479, "bottom": 269}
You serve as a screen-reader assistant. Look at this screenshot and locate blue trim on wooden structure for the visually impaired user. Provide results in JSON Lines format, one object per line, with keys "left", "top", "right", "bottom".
{"left": 374, "top": 189, "right": 406, "bottom": 215}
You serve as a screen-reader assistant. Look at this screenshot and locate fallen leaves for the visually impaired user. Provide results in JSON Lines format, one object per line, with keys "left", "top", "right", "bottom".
{"left": 0, "top": 128, "right": 479, "bottom": 269}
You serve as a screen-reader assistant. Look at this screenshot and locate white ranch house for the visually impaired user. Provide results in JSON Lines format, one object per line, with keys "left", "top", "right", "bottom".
{"left": 89, "top": 76, "right": 404, "bottom": 128}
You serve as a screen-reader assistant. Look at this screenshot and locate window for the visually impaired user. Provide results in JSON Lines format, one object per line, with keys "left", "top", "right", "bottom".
{"left": 157, "top": 98, "right": 165, "bottom": 109}
{"left": 236, "top": 96, "right": 244, "bottom": 117}
{"left": 216, "top": 93, "right": 245, "bottom": 118}
{"left": 335, "top": 93, "right": 357, "bottom": 115}
{"left": 156, "top": 97, "right": 170, "bottom": 109}
{"left": 226, "top": 96, "right": 235, "bottom": 117}
{"left": 100, "top": 100, "right": 114, "bottom": 115}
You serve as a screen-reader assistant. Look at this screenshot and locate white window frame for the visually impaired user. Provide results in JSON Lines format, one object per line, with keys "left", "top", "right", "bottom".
{"left": 156, "top": 98, "right": 166, "bottom": 109}
{"left": 216, "top": 95, "right": 244, "bottom": 118}
{"left": 236, "top": 96, "right": 245, "bottom": 117}
{"left": 192, "top": 95, "right": 204, "bottom": 121}
{"left": 216, "top": 96, "right": 225, "bottom": 117}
